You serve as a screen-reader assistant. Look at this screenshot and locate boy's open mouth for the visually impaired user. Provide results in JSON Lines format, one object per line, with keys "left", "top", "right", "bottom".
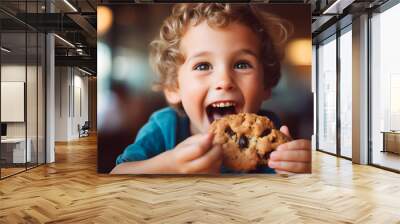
{"left": 206, "top": 101, "right": 237, "bottom": 124}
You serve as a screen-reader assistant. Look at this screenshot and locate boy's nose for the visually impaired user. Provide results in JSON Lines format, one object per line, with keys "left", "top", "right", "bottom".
{"left": 216, "top": 80, "right": 234, "bottom": 91}
{"left": 215, "top": 70, "right": 234, "bottom": 91}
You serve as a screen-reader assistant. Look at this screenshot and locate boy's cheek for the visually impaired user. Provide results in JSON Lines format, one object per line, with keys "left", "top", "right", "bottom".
{"left": 261, "top": 87, "right": 272, "bottom": 101}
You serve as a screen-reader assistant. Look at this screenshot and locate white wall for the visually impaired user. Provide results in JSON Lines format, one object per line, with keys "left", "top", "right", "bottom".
{"left": 55, "top": 67, "right": 69, "bottom": 141}
{"left": 1, "top": 63, "right": 46, "bottom": 164}
{"left": 54, "top": 67, "right": 89, "bottom": 141}
{"left": 73, "top": 73, "right": 89, "bottom": 137}
{"left": 1, "top": 65, "right": 26, "bottom": 143}
{"left": 1, "top": 65, "right": 38, "bottom": 138}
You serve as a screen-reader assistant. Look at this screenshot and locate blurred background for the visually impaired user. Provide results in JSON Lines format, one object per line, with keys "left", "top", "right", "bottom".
{"left": 97, "top": 3, "right": 312, "bottom": 173}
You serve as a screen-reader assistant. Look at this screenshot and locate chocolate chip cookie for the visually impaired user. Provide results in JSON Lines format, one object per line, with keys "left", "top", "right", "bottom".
{"left": 209, "top": 113, "right": 291, "bottom": 172}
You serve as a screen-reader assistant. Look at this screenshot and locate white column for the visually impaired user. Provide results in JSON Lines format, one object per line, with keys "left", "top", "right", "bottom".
{"left": 45, "top": 1, "right": 55, "bottom": 163}
{"left": 46, "top": 33, "right": 55, "bottom": 163}
{"left": 352, "top": 14, "right": 369, "bottom": 164}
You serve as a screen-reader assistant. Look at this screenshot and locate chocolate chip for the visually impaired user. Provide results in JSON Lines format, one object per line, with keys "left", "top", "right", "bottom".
{"left": 270, "top": 136, "right": 276, "bottom": 143}
{"left": 238, "top": 135, "right": 248, "bottom": 149}
{"left": 264, "top": 151, "right": 272, "bottom": 160}
{"left": 260, "top": 128, "right": 271, "bottom": 137}
{"left": 225, "top": 126, "right": 235, "bottom": 138}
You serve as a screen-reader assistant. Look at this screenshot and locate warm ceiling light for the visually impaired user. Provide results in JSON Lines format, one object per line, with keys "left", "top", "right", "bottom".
{"left": 98, "top": 6, "right": 113, "bottom": 36}
{"left": 286, "top": 39, "right": 312, "bottom": 66}
{"left": 63, "top": 0, "right": 78, "bottom": 12}
{"left": 54, "top": 34, "right": 75, "bottom": 48}
{"left": 1, "top": 47, "right": 11, "bottom": 53}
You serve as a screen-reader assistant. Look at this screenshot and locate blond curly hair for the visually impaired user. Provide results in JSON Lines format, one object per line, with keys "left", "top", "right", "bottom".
{"left": 149, "top": 3, "right": 292, "bottom": 111}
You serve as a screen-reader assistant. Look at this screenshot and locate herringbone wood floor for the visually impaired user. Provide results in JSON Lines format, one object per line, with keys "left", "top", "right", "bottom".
{"left": 1, "top": 135, "right": 400, "bottom": 224}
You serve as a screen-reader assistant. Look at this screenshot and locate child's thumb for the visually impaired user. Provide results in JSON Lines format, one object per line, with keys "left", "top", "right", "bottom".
{"left": 280, "top": 125, "right": 291, "bottom": 138}
{"left": 199, "top": 132, "right": 214, "bottom": 148}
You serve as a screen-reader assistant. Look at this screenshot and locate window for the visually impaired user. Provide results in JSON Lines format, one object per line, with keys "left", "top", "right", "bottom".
{"left": 370, "top": 2, "right": 400, "bottom": 171}
{"left": 0, "top": 1, "right": 47, "bottom": 179}
{"left": 339, "top": 27, "right": 352, "bottom": 158}
{"left": 317, "top": 35, "right": 337, "bottom": 154}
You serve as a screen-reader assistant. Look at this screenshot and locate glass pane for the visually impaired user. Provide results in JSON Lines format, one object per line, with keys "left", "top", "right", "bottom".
{"left": 1, "top": 30, "right": 27, "bottom": 177}
{"left": 339, "top": 28, "right": 352, "bottom": 158}
{"left": 371, "top": 3, "right": 400, "bottom": 171}
{"left": 27, "top": 31, "right": 38, "bottom": 169}
{"left": 317, "top": 36, "right": 337, "bottom": 154}
{"left": 38, "top": 32, "right": 45, "bottom": 165}
{"left": 27, "top": 0, "right": 40, "bottom": 170}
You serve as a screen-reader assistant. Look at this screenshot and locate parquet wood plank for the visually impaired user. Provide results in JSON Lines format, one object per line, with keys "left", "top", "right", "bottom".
{"left": 0, "top": 135, "right": 400, "bottom": 223}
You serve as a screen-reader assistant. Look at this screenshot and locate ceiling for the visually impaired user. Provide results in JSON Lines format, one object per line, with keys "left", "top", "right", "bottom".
{"left": 310, "top": 0, "right": 389, "bottom": 43}
{"left": 0, "top": 0, "right": 96, "bottom": 75}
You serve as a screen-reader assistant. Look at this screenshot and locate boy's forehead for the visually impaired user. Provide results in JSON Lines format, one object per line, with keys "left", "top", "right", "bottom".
{"left": 180, "top": 21, "right": 261, "bottom": 55}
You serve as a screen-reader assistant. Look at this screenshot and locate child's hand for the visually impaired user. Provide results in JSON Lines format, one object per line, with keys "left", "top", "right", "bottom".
{"left": 268, "top": 126, "right": 311, "bottom": 174}
{"left": 163, "top": 133, "right": 223, "bottom": 174}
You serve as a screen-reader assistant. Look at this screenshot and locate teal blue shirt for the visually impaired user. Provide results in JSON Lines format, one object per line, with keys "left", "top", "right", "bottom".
{"left": 116, "top": 107, "right": 280, "bottom": 173}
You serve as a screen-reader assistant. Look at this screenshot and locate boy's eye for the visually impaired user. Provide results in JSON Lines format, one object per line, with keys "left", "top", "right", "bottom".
{"left": 234, "top": 61, "right": 252, "bottom": 69}
{"left": 194, "top": 63, "right": 212, "bottom": 71}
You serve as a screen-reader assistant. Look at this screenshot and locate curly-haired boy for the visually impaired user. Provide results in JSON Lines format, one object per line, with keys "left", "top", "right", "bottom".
{"left": 111, "top": 3, "right": 311, "bottom": 174}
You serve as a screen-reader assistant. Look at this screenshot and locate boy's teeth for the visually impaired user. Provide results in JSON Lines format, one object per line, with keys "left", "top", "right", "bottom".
{"left": 211, "top": 102, "right": 236, "bottom": 108}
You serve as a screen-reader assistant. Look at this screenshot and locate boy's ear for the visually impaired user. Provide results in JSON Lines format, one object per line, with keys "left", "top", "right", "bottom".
{"left": 262, "top": 88, "right": 272, "bottom": 100}
{"left": 164, "top": 87, "right": 181, "bottom": 105}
